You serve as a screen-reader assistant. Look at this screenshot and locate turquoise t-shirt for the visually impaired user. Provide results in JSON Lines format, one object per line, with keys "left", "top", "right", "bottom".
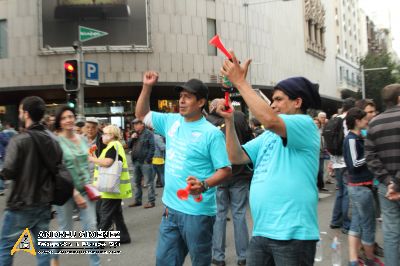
{"left": 150, "top": 112, "right": 231, "bottom": 216}
{"left": 242, "top": 114, "right": 320, "bottom": 240}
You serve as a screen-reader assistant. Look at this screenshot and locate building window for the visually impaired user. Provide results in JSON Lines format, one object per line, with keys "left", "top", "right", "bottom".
{"left": 304, "top": 0, "right": 326, "bottom": 60}
{"left": 0, "top": 20, "right": 7, "bottom": 59}
{"left": 207, "top": 19, "right": 217, "bottom": 56}
{"left": 339, "top": 66, "right": 343, "bottom": 81}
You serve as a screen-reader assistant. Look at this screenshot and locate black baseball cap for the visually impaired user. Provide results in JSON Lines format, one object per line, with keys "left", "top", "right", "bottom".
{"left": 175, "top": 79, "right": 209, "bottom": 100}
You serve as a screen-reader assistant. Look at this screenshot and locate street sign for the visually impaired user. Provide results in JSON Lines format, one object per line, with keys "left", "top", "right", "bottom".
{"left": 85, "top": 62, "right": 99, "bottom": 86}
{"left": 79, "top": 26, "right": 108, "bottom": 42}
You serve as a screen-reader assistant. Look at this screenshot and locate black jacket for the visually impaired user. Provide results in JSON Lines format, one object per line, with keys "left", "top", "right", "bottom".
{"left": 343, "top": 131, "right": 373, "bottom": 184}
{"left": 128, "top": 128, "right": 155, "bottom": 164}
{"left": 207, "top": 111, "right": 254, "bottom": 185}
{"left": 0, "top": 123, "right": 63, "bottom": 210}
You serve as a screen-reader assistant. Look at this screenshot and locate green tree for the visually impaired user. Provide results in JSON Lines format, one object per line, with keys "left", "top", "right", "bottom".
{"left": 360, "top": 52, "right": 400, "bottom": 111}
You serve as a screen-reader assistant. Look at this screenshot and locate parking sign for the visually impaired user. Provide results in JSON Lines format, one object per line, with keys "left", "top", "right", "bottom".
{"left": 85, "top": 62, "right": 99, "bottom": 86}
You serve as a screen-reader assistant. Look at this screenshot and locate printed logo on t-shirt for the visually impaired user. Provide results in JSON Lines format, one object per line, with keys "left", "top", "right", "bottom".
{"left": 191, "top": 131, "right": 202, "bottom": 142}
{"left": 168, "top": 121, "right": 180, "bottom": 137}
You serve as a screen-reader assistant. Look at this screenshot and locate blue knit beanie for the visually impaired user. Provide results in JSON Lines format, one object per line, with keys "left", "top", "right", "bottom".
{"left": 274, "top": 77, "right": 321, "bottom": 110}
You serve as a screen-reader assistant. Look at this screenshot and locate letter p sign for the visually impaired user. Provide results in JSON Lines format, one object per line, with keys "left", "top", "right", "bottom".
{"left": 85, "top": 62, "right": 99, "bottom": 86}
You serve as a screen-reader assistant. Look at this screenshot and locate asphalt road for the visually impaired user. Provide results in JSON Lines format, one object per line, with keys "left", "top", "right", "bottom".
{"left": 0, "top": 181, "right": 383, "bottom": 266}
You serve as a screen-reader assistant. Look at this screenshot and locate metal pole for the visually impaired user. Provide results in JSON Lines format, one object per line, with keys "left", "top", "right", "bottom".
{"left": 76, "top": 42, "right": 85, "bottom": 120}
{"left": 361, "top": 65, "right": 365, "bottom": 99}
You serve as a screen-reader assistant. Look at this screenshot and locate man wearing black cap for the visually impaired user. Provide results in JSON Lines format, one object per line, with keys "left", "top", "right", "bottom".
{"left": 217, "top": 51, "right": 321, "bottom": 266}
{"left": 127, "top": 118, "right": 155, "bottom": 208}
{"left": 135, "top": 71, "right": 232, "bottom": 266}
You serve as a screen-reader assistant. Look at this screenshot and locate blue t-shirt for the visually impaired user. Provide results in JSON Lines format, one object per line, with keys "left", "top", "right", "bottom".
{"left": 243, "top": 114, "right": 320, "bottom": 240}
{"left": 150, "top": 112, "right": 231, "bottom": 216}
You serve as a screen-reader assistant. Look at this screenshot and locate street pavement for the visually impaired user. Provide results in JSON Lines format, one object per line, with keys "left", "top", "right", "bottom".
{"left": 0, "top": 180, "right": 384, "bottom": 266}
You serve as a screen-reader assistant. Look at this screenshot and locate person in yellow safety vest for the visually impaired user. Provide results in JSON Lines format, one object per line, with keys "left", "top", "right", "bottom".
{"left": 90, "top": 125, "right": 132, "bottom": 244}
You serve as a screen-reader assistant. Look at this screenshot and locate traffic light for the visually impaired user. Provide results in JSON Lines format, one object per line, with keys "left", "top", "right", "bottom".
{"left": 66, "top": 92, "right": 77, "bottom": 109}
{"left": 64, "top": 59, "right": 79, "bottom": 91}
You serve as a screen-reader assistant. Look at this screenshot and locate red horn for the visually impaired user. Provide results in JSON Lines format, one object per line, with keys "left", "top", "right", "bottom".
{"left": 209, "top": 35, "right": 232, "bottom": 59}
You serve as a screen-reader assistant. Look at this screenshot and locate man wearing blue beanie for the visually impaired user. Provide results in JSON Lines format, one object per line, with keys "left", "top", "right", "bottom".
{"left": 216, "top": 51, "right": 321, "bottom": 266}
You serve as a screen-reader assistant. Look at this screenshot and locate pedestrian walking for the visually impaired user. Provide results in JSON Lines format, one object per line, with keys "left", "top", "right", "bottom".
{"left": 51, "top": 106, "right": 100, "bottom": 266}
{"left": 90, "top": 125, "right": 132, "bottom": 244}
{"left": 0, "top": 96, "right": 63, "bottom": 266}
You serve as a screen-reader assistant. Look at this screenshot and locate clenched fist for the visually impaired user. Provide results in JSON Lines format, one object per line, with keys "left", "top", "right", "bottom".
{"left": 143, "top": 71, "right": 159, "bottom": 87}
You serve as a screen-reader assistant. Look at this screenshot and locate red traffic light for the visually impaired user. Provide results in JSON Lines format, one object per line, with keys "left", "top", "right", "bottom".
{"left": 64, "top": 62, "right": 75, "bottom": 73}
{"left": 64, "top": 59, "right": 79, "bottom": 91}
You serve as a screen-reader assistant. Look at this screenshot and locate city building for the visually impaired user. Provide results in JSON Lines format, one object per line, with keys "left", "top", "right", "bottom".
{"left": 0, "top": 0, "right": 342, "bottom": 125}
{"left": 331, "top": 0, "right": 368, "bottom": 97}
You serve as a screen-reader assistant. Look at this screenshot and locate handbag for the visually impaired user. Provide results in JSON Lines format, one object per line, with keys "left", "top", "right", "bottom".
{"left": 27, "top": 131, "right": 74, "bottom": 206}
{"left": 84, "top": 184, "right": 101, "bottom": 201}
{"left": 97, "top": 144, "right": 123, "bottom": 193}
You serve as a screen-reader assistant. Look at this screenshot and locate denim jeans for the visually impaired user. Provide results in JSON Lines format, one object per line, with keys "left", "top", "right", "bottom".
{"left": 132, "top": 161, "right": 155, "bottom": 203}
{"left": 247, "top": 236, "right": 316, "bottom": 266}
{"left": 378, "top": 183, "right": 400, "bottom": 266}
{"left": 156, "top": 206, "right": 215, "bottom": 266}
{"left": 330, "top": 167, "right": 351, "bottom": 230}
{"left": 0, "top": 159, "right": 4, "bottom": 191}
{"left": 212, "top": 179, "right": 249, "bottom": 262}
{"left": 153, "top": 164, "right": 165, "bottom": 186}
{"left": 53, "top": 195, "right": 100, "bottom": 266}
{"left": 348, "top": 186, "right": 376, "bottom": 245}
{"left": 0, "top": 206, "right": 52, "bottom": 266}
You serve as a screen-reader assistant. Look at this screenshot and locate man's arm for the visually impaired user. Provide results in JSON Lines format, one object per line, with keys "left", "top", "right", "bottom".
{"left": 135, "top": 71, "right": 159, "bottom": 121}
{"left": 187, "top": 167, "right": 232, "bottom": 194}
{"left": 220, "top": 51, "right": 287, "bottom": 138}
{"left": 0, "top": 138, "right": 20, "bottom": 180}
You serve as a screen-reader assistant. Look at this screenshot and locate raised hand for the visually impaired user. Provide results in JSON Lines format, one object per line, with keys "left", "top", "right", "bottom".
{"left": 143, "top": 71, "right": 159, "bottom": 87}
{"left": 215, "top": 98, "right": 234, "bottom": 119}
{"left": 220, "top": 51, "right": 251, "bottom": 88}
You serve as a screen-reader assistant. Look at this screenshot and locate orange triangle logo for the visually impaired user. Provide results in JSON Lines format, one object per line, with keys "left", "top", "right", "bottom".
{"left": 11, "top": 228, "right": 36, "bottom": 256}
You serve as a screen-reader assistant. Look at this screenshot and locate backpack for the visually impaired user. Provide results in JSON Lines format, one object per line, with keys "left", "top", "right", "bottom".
{"left": 322, "top": 116, "right": 345, "bottom": 156}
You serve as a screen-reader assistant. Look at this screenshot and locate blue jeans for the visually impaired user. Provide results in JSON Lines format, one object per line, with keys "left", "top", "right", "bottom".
{"left": 212, "top": 179, "right": 249, "bottom": 262}
{"left": 378, "top": 183, "right": 400, "bottom": 266}
{"left": 132, "top": 161, "right": 155, "bottom": 203}
{"left": 153, "top": 164, "right": 165, "bottom": 186}
{"left": 0, "top": 206, "right": 52, "bottom": 266}
{"left": 330, "top": 167, "right": 351, "bottom": 230}
{"left": 53, "top": 195, "right": 100, "bottom": 266}
{"left": 247, "top": 236, "right": 316, "bottom": 266}
{"left": 156, "top": 206, "right": 215, "bottom": 266}
{"left": 0, "top": 159, "right": 4, "bottom": 191}
{"left": 348, "top": 186, "right": 376, "bottom": 245}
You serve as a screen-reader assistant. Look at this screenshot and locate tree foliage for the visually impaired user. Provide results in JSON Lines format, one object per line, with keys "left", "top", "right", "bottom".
{"left": 360, "top": 52, "right": 400, "bottom": 111}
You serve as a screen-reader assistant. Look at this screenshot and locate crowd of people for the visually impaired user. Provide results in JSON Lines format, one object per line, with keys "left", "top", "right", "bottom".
{"left": 0, "top": 51, "right": 399, "bottom": 266}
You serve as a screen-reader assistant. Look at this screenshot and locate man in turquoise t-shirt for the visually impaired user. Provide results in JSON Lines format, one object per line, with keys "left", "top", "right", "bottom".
{"left": 217, "top": 51, "right": 321, "bottom": 266}
{"left": 135, "top": 71, "right": 231, "bottom": 266}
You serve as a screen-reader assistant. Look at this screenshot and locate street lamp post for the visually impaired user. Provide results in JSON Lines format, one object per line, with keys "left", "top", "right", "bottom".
{"left": 243, "top": 0, "right": 293, "bottom": 83}
{"left": 361, "top": 66, "right": 388, "bottom": 99}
